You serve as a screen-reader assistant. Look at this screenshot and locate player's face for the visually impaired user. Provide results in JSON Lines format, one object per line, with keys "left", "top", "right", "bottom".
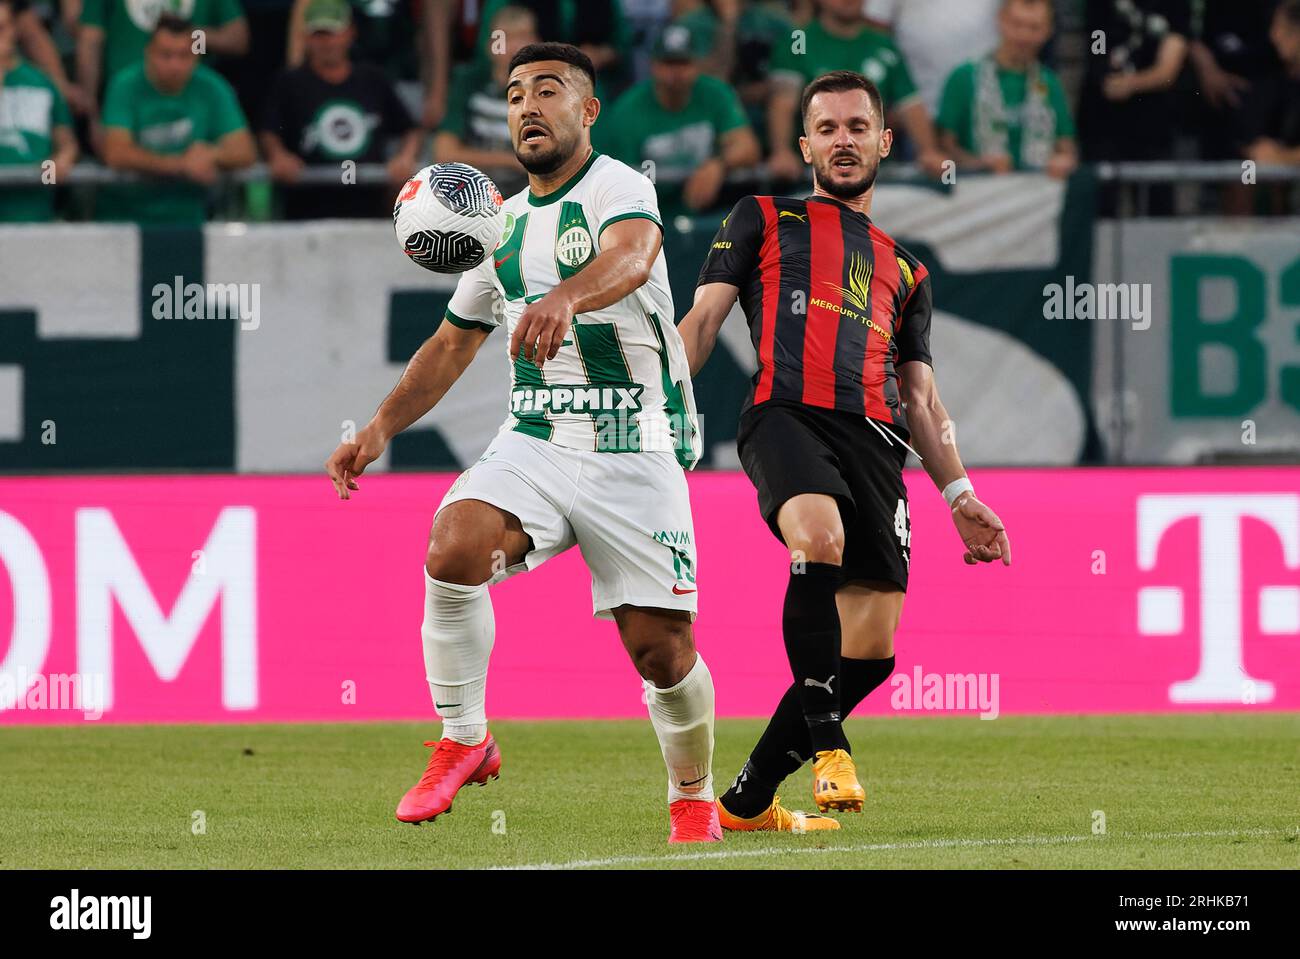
{"left": 147, "top": 31, "right": 199, "bottom": 93}
{"left": 999, "top": 0, "right": 1052, "bottom": 61}
{"left": 507, "top": 61, "right": 598, "bottom": 175}
{"left": 801, "top": 89, "right": 892, "bottom": 200}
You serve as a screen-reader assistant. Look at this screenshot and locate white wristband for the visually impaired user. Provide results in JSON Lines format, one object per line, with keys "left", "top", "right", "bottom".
{"left": 942, "top": 477, "right": 974, "bottom": 508}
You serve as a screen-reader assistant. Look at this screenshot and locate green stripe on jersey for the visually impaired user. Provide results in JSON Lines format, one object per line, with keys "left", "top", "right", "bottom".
{"left": 494, "top": 211, "right": 529, "bottom": 301}
{"left": 574, "top": 322, "right": 641, "bottom": 453}
{"left": 511, "top": 351, "right": 554, "bottom": 441}
{"left": 444, "top": 309, "right": 494, "bottom": 333}
{"left": 647, "top": 311, "right": 698, "bottom": 469}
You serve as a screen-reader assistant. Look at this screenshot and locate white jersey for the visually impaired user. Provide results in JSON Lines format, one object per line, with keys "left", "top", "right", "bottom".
{"left": 445, "top": 151, "right": 701, "bottom": 468}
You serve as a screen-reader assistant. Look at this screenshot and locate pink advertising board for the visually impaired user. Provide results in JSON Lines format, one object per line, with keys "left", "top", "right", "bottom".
{"left": 1, "top": 468, "right": 1297, "bottom": 724}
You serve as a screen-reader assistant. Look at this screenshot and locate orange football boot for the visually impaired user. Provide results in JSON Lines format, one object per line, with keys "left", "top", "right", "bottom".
{"left": 716, "top": 796, "right": 840, "bottom": 832}
{"left": 812, "top": 748, "right": 865, "bottom": 813}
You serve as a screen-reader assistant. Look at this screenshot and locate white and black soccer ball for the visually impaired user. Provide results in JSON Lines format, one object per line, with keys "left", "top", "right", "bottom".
{"left": 393, "top": 163, "right": 506, "bottom": 274}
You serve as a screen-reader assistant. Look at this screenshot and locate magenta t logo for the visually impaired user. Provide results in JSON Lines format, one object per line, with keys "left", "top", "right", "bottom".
{"left": 1137, "top": 494, "right": 1299, "bottom": 703}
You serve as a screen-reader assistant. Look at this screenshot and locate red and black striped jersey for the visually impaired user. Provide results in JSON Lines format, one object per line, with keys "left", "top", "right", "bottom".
{"left": 696, "top": 193, "right": 932, "bottom": 434}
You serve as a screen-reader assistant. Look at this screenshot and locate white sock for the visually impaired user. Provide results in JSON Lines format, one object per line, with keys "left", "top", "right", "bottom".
{"left": 645, "top": 654, "right": 716, "bottom": 803}
{"left": 421, "top": 569, "right": 495, "bottom": 746}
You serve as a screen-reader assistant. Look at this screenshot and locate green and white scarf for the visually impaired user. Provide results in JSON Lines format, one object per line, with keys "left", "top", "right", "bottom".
{"left": 973, "top": 55, "right": 1057, "bottom": 169}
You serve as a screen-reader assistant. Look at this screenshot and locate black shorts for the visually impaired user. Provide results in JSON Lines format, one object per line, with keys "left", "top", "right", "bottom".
{"left": 737, "top": 400, "right": 911, "bottom": 590}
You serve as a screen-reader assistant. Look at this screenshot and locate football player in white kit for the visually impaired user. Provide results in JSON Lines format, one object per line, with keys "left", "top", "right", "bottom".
{"left": 325, "top": 42, "right": 721, "bottom": 843}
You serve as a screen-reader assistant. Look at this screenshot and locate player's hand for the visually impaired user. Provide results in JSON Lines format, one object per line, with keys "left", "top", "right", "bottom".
{"left": 181, "top": 143, "right": 219, "bottom": 185}
{"left": 767, "top": 148, "right": 803, "bottom": 182}
{"left": 325, "top": 425, "right": 387, "bottom": 500}
{"left": 268, "top": 151, "right": 305, "bottom": 183}
{"left": 951, "top": 494, "right": 1011, "bottom": 566}
{"left": 510, "top": 289, "right": 573, "bottom": 367}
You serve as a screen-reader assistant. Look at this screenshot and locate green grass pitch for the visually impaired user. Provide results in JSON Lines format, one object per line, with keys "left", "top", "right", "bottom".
{"left": 1, "top": 714, "right": 1297, "bottom": 869}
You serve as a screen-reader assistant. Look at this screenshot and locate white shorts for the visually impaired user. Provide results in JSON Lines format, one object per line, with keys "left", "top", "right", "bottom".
{"left": 436, "top": 429, "right": 698, "bottom": 620}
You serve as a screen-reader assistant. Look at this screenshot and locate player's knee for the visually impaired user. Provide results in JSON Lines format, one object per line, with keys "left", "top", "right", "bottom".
{"left": 425, "top": 542, "right": 492, "bottom": 586}
{"left": 629, "top": 628, "right": 696, "bottom": 687}
{"left": 843, "top": 626, "right": 895, "bottom": 660}
{"left": 787, "top": 526, "right": 844, "bottom": 565}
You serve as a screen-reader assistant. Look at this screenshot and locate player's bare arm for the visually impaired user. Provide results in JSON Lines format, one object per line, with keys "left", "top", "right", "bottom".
{"left": 509, "top": 216, "right": 661, "bottom": 365}
{"left": 325, "top": 322, "right": 491, "bottom": 499}
{"left": 899, "top": 359, "right": 1011, "bottom": 566}
{"left": 677, "top": 281, "right": 739, "bottom": 376}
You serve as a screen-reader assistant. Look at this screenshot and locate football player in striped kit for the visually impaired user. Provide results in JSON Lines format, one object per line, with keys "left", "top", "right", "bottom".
{"left": 326, "top": 42, "right": 720, "bottom": 843}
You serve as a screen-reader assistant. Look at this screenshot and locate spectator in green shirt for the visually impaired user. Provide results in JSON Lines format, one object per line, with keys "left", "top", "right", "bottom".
{"left": 99, "top": 14, "right": 255, "bottom": 223}
{"left": 668, "top": 0, "right": 794, "bottom": 150}
{"left": 77, "top": 0, "right": 249, "bottom": 125}
{"left": 474, "top": 0, "right": 629, "bottom": 82}
{"left": 10, "top": 0, "right": 88, "bottom": 114}
{"left": 767, "top": 0, "right": 944, "bottom": 181}
{"left": 433, "top": 3, "right": 537, "bottom": 199}
{"left": 599, "top": 23, "right": 759, "bottom": 220}
{"left": 0, "top": 0, "right": 78, "bottom": 221}
{"left": 936, "top": 0, "right": 1077, "bottom": 177}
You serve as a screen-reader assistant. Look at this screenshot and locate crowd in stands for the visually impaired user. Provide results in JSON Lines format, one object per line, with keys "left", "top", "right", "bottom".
{"left": 1, "top": 0, "right": 1299, "bottom": 223}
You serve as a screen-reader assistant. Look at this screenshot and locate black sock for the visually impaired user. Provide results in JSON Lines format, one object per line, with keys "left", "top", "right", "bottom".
{"left": 784, "top": 562, "right": 849, "bottom": 754}
{"left": 842, "top": 655, "right": 896, "bottom": 715}
{"left": 719, "top": 757, "right": 782, "bottom": 819}
{"left": 720, "top": 684, "right": 805, "bottom": 818}
{"left": 723, "top": 655, "right": 897, "bottom": 817}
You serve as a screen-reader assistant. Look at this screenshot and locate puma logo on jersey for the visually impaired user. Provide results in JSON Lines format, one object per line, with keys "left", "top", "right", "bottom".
{"left": 804, "top": 674, "right": 835, "bottom": 694}
{"left": 779, "top": 210, "right": 807, "bottom": 222}
{"left": 510, "top": 384, "right": 644, "bottom": 415}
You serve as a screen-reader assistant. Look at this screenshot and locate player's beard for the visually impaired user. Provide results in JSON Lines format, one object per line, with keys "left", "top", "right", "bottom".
{"left": 813, "top": 151, "right": 881, "bottom": 200}
{"left": 516, "top": 128, "right": 575, "bottom": 176}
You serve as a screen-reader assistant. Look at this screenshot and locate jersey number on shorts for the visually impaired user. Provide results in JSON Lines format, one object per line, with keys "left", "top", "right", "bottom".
{"left": 893, "top": 499, "right": 911, "bottom": 548}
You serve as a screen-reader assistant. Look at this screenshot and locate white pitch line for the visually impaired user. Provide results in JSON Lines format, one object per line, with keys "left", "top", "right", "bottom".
{"left": 496, "top": 827, "right": 1293, "bottom": 871}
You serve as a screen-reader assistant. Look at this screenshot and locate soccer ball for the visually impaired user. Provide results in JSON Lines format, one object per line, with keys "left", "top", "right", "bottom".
{"left": 393, "top": 163, "right": 506, "bottom": 274}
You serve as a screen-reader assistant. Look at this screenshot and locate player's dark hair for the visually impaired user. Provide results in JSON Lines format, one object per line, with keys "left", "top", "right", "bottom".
{"left": 508, "top": 42, "right": 596, "bottom": 91}
{"left": 800, "top": 71, "right": 885, "bottom": 129}
{"left": 153, "top": 13, "right": 195, "bottom": 38}
{"left": 1280, "top": 0, "right": 1300, "bottom": 26}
